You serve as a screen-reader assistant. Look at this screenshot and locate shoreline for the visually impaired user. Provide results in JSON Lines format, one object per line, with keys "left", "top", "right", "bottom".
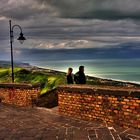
{"left": 29, "top": 64, "right": 140, "bottom": 85}
{"left": 0, "top": 60, "right": 140, "bottom": 87}
{"left": 30, "top": 65, "right": 140, "bottom": 88}
{"left": 31, "top": 65, "right": 140, "bottom": 86}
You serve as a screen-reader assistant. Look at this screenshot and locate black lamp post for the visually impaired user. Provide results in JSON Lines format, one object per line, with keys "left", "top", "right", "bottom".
{"left": 9, "top": 20, "right": 26, "bottom": 82}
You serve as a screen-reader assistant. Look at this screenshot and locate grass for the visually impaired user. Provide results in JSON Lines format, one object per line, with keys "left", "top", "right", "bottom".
{"left": 0, "top": 67, "right": 66, "bottom": 95}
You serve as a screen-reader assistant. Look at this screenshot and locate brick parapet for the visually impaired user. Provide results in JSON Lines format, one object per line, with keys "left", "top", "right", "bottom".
{"left": 0, "top": 83, "right": 41, "bottom": 106}
{"left": 57, "top": 85, "right": 140, "bottom": 129}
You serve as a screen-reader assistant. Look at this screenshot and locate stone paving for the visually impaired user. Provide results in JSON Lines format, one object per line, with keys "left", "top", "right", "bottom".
{"left": 0, "top": 103, "right": 140, "bottom": 140}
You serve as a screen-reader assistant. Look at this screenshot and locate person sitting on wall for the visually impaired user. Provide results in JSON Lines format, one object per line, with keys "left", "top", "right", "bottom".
{"left": 67, "top": 67, "right": 74, "bottom": 84}
{"left": 74, "top": 65, "right": 86, "bottom": 84}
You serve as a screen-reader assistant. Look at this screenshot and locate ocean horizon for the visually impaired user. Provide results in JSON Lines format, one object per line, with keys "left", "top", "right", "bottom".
{"left": 25, "top": 58, "right": 140, "bottom": 84}
{"left": 1, "top": 47, "right": 140, "bottom": 84}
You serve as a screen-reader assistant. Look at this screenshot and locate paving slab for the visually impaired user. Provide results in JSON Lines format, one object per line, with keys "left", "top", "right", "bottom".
{"left": 0, "top": 103, "right": 140, "bottom": 140}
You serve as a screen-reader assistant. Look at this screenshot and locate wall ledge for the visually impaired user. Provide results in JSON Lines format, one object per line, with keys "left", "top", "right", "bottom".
{"left": 58, "top": 85, "right": 140, "bottom": 97}
{"left": 0, "top": 83, "right": 41, "bottom": 89}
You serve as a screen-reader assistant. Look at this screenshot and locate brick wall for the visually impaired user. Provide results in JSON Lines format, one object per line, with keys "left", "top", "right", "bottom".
{"left": 57, "top": 85, "right": 140, "bottom": 129}
{"left": 0, "top": 83, "right": 40, "bottom": 106}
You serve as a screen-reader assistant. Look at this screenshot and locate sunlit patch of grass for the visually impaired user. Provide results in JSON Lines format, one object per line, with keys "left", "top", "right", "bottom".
{"left": 0, "top": 67, "right": 67, "bottom": 94}
{"left": 41, "top": 77, "right": 57, "bottom": 94}
{"left": 0, "top": 69, "right": 9, "bottom": 77}
{"left": 0, "top": 68, "right": 11, "bottom": 82}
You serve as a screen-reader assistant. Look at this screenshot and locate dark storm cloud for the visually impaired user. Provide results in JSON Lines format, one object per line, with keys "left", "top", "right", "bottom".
{"left": 0, "top": 0, "right": 140, "bottom": 51}
{"left": 1, "top": 0, "right": 140, "bottom": 21}
{"left": 36, "top": 0, "right": 140, "bottom": 20}
{"left": 0, "top": 0, "right": 48, "bottom": 20}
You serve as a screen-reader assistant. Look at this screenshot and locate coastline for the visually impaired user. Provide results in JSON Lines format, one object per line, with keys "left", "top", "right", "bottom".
{"left": 29, "top": 65, "right": 140, "bottom": 87}
{"left": 25, "top": 58, "right": 140, "bottom": 85}
{"left": 0, "top": 60, "right": 140, "bottom": 88}
{"left": 26, "top": 65, "right": 140, "bottom": 88}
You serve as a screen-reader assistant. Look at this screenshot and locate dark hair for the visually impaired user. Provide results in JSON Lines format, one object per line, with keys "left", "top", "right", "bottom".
{"left": 67, "top": 67, "right": 73, "bottom": 75}
{"left": 79, "top": 65, "right": 84, "bottom": 71}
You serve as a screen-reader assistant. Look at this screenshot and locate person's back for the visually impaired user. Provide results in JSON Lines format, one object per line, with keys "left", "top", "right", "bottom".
{"left": 74, "top": 66, "right": 86, "bottom": 84}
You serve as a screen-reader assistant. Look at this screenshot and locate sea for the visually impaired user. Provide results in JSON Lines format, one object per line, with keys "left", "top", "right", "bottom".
{"left": 1, "top": 47, "right": 140, "bottom": 84}
{"left": 26, "top": 58, "right": 140, "bottom": 84}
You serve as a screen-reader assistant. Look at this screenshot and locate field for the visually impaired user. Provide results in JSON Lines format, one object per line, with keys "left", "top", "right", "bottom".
{"left": 0, "top": 67, "right": 66, "bottom": 95}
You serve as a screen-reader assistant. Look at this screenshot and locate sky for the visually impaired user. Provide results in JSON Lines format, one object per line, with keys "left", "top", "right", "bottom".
{"left": 0, "top": 0, "right": 140, "bottom": 60}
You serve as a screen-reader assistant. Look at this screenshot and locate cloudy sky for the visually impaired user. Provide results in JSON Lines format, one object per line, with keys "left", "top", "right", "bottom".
{"left": 0, "top": 0, "right": 140, "bottom": 60}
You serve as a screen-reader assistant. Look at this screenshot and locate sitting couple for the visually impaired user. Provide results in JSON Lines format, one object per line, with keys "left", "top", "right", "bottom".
{"left": 67, "top": 66, "right": 86, "bottom": 84}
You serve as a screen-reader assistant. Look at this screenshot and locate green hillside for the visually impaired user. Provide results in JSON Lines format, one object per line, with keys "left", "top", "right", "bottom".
{"left": 0, "top": 67, "right": 66, "bottom": 95}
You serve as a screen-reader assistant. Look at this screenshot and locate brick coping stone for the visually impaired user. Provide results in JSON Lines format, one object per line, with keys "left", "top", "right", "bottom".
{"left": 58, "top": 84, "right": 140, "bottom": 97}
{"left": 0, "top": 83, "right": 41, "bottom": 89}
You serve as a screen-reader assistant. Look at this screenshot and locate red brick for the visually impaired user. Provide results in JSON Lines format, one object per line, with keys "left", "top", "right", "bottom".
{"left": 114, "top": 110, "right": 118, "bottom": 113}
{"left": 136, "top": 100, "right": 140, "bottom": 103}
{"left": 124, "top": 99, "right": 129, "bottom": 102}
{"left": 123, "top": 105, "right": 129, "bottom": 109}
{"left": 126, "top": 109, "right": 132, "bottom": 112}
{"left": 130, "top": 106, "right": 135, "bottom": 109}
{"left": 133, "top": 103, "right": 139, "bottom": 106}
{"left": 98, "top": 96, "right": 102, "bottom": 99}
{"left": 121, "top": 102, "right": 126, "bottom": 105}
{"left": 133, "top": 111, "right": 138, "bottom": 114}
{"left": 113, "top": 98, "right": 117, "bottom": 101}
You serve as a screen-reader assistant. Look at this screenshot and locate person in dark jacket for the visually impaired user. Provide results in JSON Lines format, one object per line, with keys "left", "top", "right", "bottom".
{"left": 74, "top": 66, "right": 86, "bottom": 84}
{"left": 67, "top": 67, "right": 74, "bottom": 84}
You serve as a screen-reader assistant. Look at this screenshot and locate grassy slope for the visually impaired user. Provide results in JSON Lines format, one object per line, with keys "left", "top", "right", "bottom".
{"left": 0, "top": 67, "right": 66, "bottom": 95}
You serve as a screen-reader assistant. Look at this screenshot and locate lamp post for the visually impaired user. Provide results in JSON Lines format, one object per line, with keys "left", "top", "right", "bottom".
{"left": 9, "top": 20, "right": 26, "bottom": 82}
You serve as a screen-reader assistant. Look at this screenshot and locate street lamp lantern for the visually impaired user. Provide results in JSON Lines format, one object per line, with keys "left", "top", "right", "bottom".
{"left": 17, "top": 32, "right": 26, "bottom": 44}
{"left": 9, "top": 20, "right": 26, "bottom": 82}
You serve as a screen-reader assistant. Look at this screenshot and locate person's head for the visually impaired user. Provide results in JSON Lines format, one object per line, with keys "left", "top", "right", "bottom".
{"left": 79, "top": 65, "right": 84, "bottom": 72}
{"left": 67, "top": 67, "right": 73, "bottom": 75}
